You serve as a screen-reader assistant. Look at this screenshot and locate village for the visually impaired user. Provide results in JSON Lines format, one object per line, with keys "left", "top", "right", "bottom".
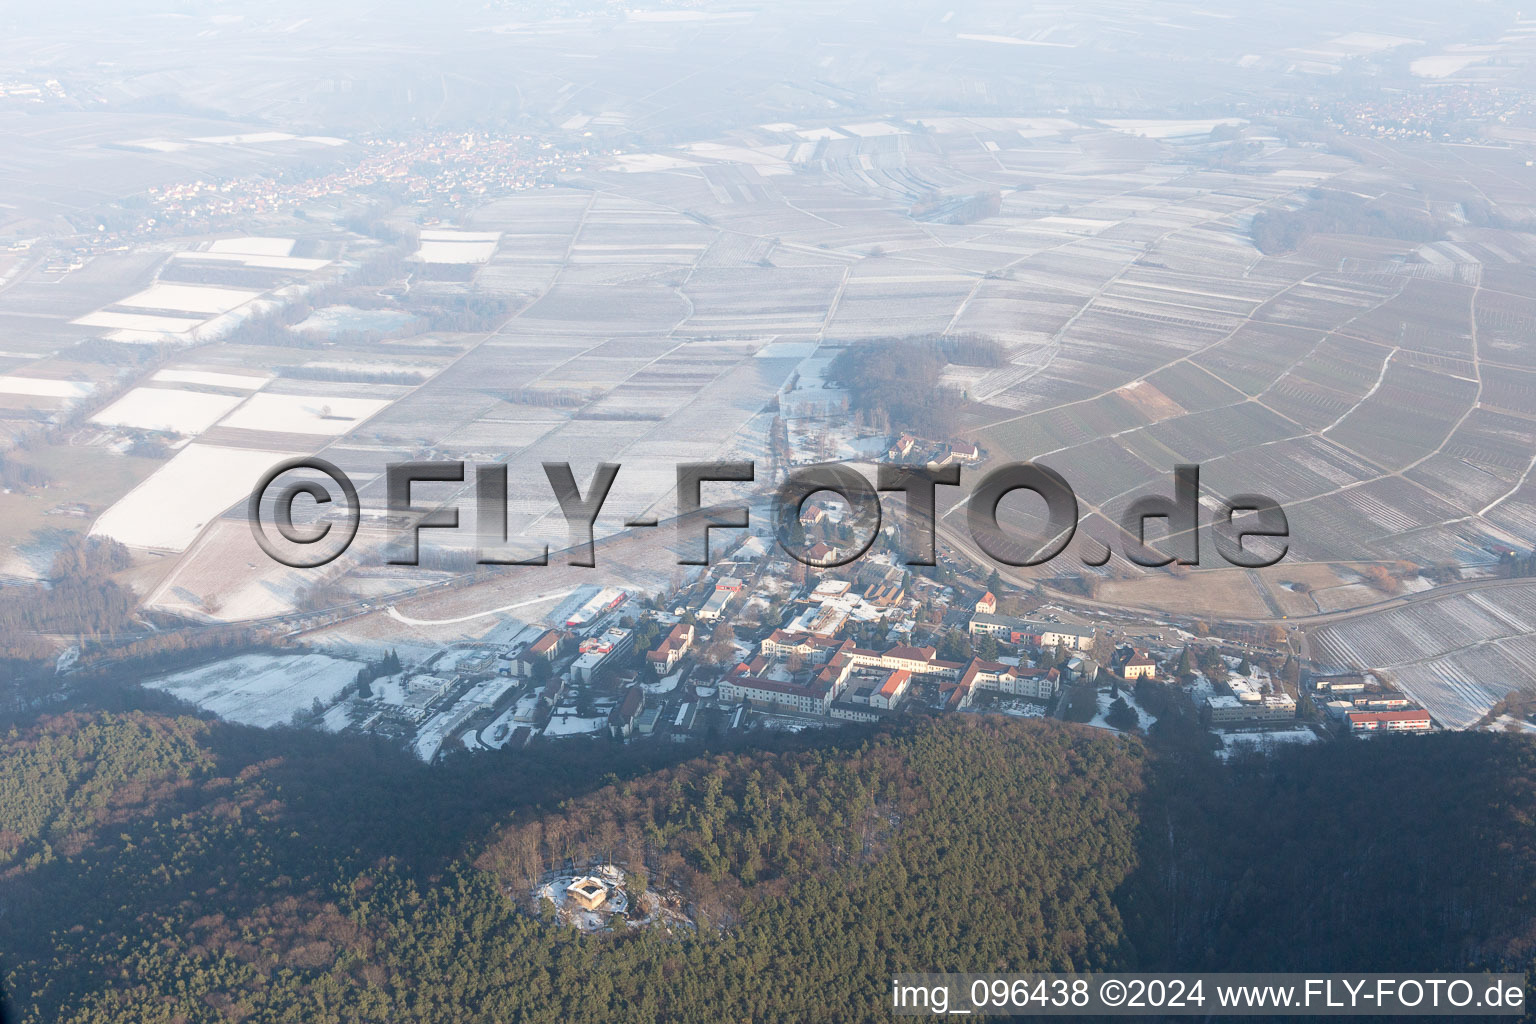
{"left": 246, "top": 486, "right": 1437, "bottom": 763}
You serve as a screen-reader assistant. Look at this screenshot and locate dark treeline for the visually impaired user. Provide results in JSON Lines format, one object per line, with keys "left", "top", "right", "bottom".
{"left": 1, "top": 706, "right": 1532, "bottom": 1023}
{"left": 1499, "top": 548, "right": 1536, "bottom": 579}
{"left": 0, "top": 537, "right": 136, "bottom": 648}
{"left": 827, "top": 334, "right": 1005, "bottom": 436}
{"left": 0, "top": 454, "right": 50, "bottom": 491}
{"left": 1249, "top": 188, "right": 1445, "bottom": 255}
{"left": 276, "top": 365, "right": 428, "bottom": 386}
{"left": 910, "top": 190, "right": 1003, "bottom": 225}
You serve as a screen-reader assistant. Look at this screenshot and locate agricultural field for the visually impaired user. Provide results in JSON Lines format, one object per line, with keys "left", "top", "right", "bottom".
{"left": 89, "top": 386, "right": 246, "bottom": 435}
{"left": 1, "top": 91, "right": 1534, "bottom": 725}
{"left": 1311, "top": 584, "right": 1536, "bottom": 728}
{"left": 144, "top": 652, "right": 365, "bottom": 729}
{"left": 90, "top": 443, "right": 300, "bottom": 551}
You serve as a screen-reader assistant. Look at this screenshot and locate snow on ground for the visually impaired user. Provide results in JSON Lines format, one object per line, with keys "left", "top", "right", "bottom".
{"left": 90, "top": 386, "right": 246, "bottom": 434}
{"left": 320, "top": 702, "right": 355, "bottom": 733}
{"left": 414, "top": 705, "right": 477, "bottom": 761}
{"left": 451, "top": 676, "right": 518, "bottom": 714}
{"left": 0, "top": 375, "right": 94, "bottom": 399}
{"left": 482, "top": 700, "right": 530, "bottom": 749}
{"left": 415, "top": 230, "right": 501, "bottom": 264}
{"left": 368, "top": 674, "right": 409, "bottom": 706}
{"left": 218, "top": 393, "right": 391, "bottom": 435}
{"left": 1411, "top": 54, "right": 1482, "bottom": 78}
{"left": 209, "top": 236, "right": 295, "bottom": 257}
{"left": 153, "top": 368, "right": 269, "bottom": 390}
{"left": 430, "top": 647, "right": 491, "bottom": 672}
{"left": 72, "top": 310, "right": 205, "bottom": 335}
{"left": 1100, "top": 118, "right": 1243, "bottom": 139}
{"left": 146, "top": 653, "right": 362, "bottom": 728}
{"left": 992, "top": 699, "right": 1046, "bottom": 718}
{"left": 758, "top": 717, "right": 812, "bottom": 732}
{"left": 91, "top": 443, "right": 300, "bottom": 550}
{"left": 388, "top": 587, "right": 578, "bottom": 627}
{"left": 613, "top": 153, "right": 701, "bottom": 172}
{"left": 543, "top": 714, "right": 607, "bottom": 737}
{"left": 1490, "top": 714, "right": 1536, "bottom": 736}
{"left": 116, "top": 282, "right": 263, "bottom": 315}
{"left": 956, "top": 32, "right": 1076, "bottom": 48}
{"left": 1088, "top": 686, "right": 1157, "bottom": 733}
{"left": 411, "top": 678, "right": 518, "bottom": 761}
{"left": 301, "top": 359, "right": 434, "bottom": 376}
{"left": 1217, "top": 728, "right": 1320, "bottom": 759}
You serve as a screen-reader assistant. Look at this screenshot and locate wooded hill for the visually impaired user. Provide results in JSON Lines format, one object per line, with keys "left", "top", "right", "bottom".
{"left": 1, "top": 709, "right": 1532, "bottom": 1023}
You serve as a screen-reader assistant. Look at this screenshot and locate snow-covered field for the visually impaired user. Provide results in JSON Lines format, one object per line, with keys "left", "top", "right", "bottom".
{"left": 146, "top": 653, "right": 363, "bottom": 728}
{"left": 209, "top": 236, "right": 295, "bottom": 257}
{"left": 174, "top": 250, "right": 331, "bottom": 272}
{"left": 956, "top": 33, "right": 1075, "bottom": 48}
{"left": 218, "top": 393, "right": 391, "bottom": 435}
{"left": 91, "top": 443, "right": 297, "bottom": 550}
{"left": 615, "top": 153, "right": 701, "bottom": 172}
{"left": 73, "top": 310, "right": 205, "bottom": 334}
{"left": 0, "top": 375, "right": 93, "bottom": 399}
{"left": 1217, "top": 728, "right": 1320, "bottom": 759}
{"left": 1411, "top": 54, "right": 1482, "bottom": 78}
{"left": 320, "top": 703, "right": 355, "bottom": 733}
{"left": 116, "top": 283, "right": 263, "bottom": 315}
{"left": 415, "top": 230, "right": 501, "bottom": 264}
{"left": 153, "top": 368, "right": 269, "bottom": 390}
{"left": 1101, "top": 118, "right": 1244, "bottom": 139}
{"left": 90, "top": 386, "right": 246, "bottom": 434}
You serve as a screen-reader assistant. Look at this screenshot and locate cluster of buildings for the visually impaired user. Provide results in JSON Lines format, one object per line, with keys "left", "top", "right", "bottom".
{"left": 374, "top": 512, "right": 1442, "bottom": 759}
{"left": 137, "top": 130, "right": 595, "bottom": 233}
{"left": 712, "top": 586, "right": 1127, "bottom": 722}
{"left": 720, "top": 632, "right": 1062, "bottom": 718}
{"left": 1302, "top": 84, "right": 1532, "bottom": 144}
{"left": 1311, "top": 674, "right": 1432, "bottom": 734}
{"left": 885, "top": 432, "right": 981, "bottom": 465}
{"left": 1204, "top": 671, "right": 1297, "bottom": 726}
{"left": 0, "top": 78, "right": 64, "bottom": 103}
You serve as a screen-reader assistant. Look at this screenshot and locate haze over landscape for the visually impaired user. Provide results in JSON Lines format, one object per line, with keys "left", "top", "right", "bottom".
{"left": 2, "top": 2, "right": 1536, "bottom": 1021}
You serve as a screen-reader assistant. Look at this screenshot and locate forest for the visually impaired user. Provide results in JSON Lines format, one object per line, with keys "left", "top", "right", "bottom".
{"left": 826, "top": 335, "right": 1005, "bottom": 437}
{"left": 1248, "top": 188, "right": 1446, "bottom": 255}
{"left": 0, "top": 700, "right": 1532, "bottom": 1023}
